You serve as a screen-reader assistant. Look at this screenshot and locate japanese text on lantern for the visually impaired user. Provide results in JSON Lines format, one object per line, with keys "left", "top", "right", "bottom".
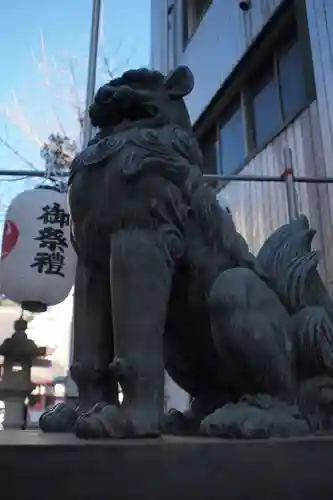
{"left": 30, "top": 202, "right": 70, "bottom": 277}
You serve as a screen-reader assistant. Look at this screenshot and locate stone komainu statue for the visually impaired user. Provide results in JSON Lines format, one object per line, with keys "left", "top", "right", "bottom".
{"left": 40, "top": 66, "right": 333, "bottom": 439}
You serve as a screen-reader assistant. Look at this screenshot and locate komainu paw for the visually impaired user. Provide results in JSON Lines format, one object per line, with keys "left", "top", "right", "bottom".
{"left": 39, "top": 403, "right": 78, "bottom": 433}
{"left": 75, "top": 404, "right": 161, "bottom": 439}
{"left": 200, "top": 394, "right": 310, "bottom": 438}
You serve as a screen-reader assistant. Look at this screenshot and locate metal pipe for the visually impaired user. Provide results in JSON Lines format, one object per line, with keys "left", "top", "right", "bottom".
{"left": 67, "top": 0, "right": 102, "bottom": 402}
{"left": 282, "top": 148, "right": 299, "bottom": 221}
{"left": 292, "top": 176, "right": 333, "bottom": 184}
{"left": 204, "top": 174, "right": 284, "bottom": 182}
{"left": 82, "top": 0, "right": 102, "bottom": 149}
{"left": 204, "top": 174, "right": 333, "bottom": 184}
{"left": 285, "top": 172, "right": 299, "bottom": 220}
{"left": 0, "top": 170, "right": 66, "bottom": 178}
{"left": 0, "top": 169, "right": 333, "bottom": 184}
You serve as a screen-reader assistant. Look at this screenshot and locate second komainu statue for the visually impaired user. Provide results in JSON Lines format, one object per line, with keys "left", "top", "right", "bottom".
{"left": 40, "top": 66, "right": 333, "bottom": 439}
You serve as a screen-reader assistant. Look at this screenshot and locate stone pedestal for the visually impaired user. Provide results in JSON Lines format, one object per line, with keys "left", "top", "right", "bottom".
{"left": 1, "top": 432, "right": 333, "bottom": 500}
{"left": 3, "top": 399, "right": 25, "bottom": 429}
{"left": 65, "top": 374, "right": 78, "bottom": 408}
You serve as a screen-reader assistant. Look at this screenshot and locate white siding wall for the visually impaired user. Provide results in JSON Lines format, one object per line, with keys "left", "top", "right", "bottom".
{"left": 151, "top": 0, "right": 284, "bottom": 121}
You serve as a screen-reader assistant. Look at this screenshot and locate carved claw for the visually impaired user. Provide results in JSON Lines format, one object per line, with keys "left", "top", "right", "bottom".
{"left": 298, "top": 376, "right": 333, "bottom": 432}
{"left": 75, "top": 404, "right": 161, "bottom": 439}
{"left": 200, "top": 396, "right": 310, "bottom": 438}
{"left": 75, "top": 402, "right": 110, "bottom": 438}
{"left": 39, "top": 403, "right": 78, "bottom": 433}
{"left": 161, "top": 402, "right": 217, "bottom": 436}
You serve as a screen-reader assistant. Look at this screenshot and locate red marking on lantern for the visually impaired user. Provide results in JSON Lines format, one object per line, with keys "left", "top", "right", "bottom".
{"left": 1, "top": 220, "right": 19, "bottom": 260}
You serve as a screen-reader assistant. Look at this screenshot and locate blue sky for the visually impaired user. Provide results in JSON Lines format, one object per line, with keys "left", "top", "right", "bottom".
{"left": 0, "top": 0, "right": 151, "bottom": 213}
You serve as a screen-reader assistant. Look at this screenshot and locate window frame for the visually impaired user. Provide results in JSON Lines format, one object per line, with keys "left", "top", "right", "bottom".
{"left": 196, "top": 2, "right": 316, "bottom": 177}
{"left": 217, "top": 96, "right": 247, "bottom": 176}
{"left": 247, "top": 54, "right": 283, "bottom": 151}
{"left": 198, "top": 125, "right": 219, "bottom": 175}
{"left": 246, "top": 17, "right": 311, "bottom": 153}
{"left": 276, "top": 33, "right": 308, "bottom": 124}
{"left": 182, "top": 0, "right": 212, "bottom": 48}
{"left": 166, "top": 3, "right": 176, "bottom": 71}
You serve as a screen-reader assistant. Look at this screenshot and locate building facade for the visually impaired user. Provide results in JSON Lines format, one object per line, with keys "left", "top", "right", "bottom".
{"left": 150, "top": 0, "right": 333, "bottom": 296}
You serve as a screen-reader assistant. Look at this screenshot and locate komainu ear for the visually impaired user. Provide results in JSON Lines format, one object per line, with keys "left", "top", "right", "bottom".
{"left": 165, "top": 66, "right": 194, "bottom": 98}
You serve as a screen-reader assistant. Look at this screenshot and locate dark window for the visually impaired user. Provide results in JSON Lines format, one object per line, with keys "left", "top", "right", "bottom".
{"left": 196, "top": 7, "right": 315, "bottom": 175}
{"left": 167, "top": 4, "right": 175, "bottom": 71}
{"left": 183, "top": 0, "right": 212, "bottom": 43}
{"left": 251, "top": 62, "right": 281, "bottom": 149}
{"left": 249, "top": 20, "right": 311, "bottom": 150}
{"left": 278, "top": 38, "right": 307, "bottom": 123}
{"left": 199, "top": 128, "right": 218, "bottom": 174}
{"left": 219, "top": 101, "right": 246, "bottom": 174}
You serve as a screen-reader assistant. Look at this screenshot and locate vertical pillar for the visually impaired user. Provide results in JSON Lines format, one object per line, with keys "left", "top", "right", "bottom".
{"left": 282, "top": 148, "right": 299, "bottom": 222}
{"left": 67, "top": 0, "right": 102, "bottom": 402}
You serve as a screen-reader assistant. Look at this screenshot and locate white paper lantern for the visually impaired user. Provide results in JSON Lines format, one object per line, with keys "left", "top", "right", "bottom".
{"left": 0, "top": 186, "right": 76, "bottom": 312}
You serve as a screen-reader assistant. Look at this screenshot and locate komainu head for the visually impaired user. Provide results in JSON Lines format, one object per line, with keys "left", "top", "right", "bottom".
{"left": 89, "top": 66, "right": 194, "bottom": 134}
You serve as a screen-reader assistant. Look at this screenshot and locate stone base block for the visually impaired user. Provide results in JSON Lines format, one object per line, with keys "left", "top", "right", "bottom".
{"left": 1, "top": 431, "right": 333, "bottom": 499}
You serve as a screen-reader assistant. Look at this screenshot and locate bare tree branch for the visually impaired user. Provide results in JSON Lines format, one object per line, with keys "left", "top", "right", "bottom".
{"left": 31, "top": 29, "right": 67, "bottom": 137}
{"left": 0, "top": 10, "right": 133, "bottom": 177}
{"left": 67, "top": 58, "right": 84, "bottom": 133}
{"left": 4, "top": 90, "right": 43, "bottom": 147}
{"left": 0, "top": 135, "right": 38, "bottom": 170}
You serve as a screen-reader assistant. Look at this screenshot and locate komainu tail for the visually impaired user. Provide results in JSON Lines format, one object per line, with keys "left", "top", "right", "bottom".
{"left": 257, "top": 215, "right": 333, "bottom": 380}
{"left": 257, "top": 215, "right": 333, "bottom": 317}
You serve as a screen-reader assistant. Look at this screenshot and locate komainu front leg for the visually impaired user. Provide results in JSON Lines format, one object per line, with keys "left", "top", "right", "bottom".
{"left": 201, "top": 268, "right": 310, "bottom": 438}
{"left": 40, "top": 260, "right": 117, "bottom": 433}
{"left": 75, "top": 229, "right": 174, "bottom": 438}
